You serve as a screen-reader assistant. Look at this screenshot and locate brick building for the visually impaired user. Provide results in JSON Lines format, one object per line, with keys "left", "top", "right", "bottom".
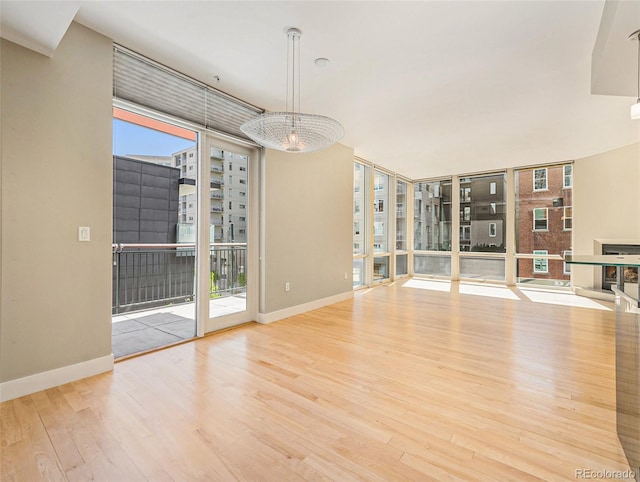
{"left": 516, "top": 164, "right": 573, "bottom": 281}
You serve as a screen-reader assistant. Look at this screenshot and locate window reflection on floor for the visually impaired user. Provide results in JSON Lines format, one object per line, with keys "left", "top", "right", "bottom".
{"left": 401, "top": 278, "right": 612, "bottom": 311}
{"left": 519, "top": 288, "right": 611, "bottom": 311}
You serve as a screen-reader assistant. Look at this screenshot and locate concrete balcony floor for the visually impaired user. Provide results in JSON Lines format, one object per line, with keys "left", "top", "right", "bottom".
{"left": 112, "top": 294, "right": 246, "bottom": 359}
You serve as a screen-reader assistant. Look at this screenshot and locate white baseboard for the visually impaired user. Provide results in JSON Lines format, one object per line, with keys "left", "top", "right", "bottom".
{"left": 258, "top": 291, "right": 353, "bottom": 324}
{"left": 0, "top": 354, "right": 114, "bottom": 402}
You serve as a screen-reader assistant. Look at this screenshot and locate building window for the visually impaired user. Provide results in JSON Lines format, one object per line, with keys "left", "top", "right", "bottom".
{"left": 533, "top": 208, "right": 548, "bottom": 230}
{"left": 354, "top": 200, "right": 360, "bottom": 214}
{"left": 239, "top": 179, "right": 246, "bottom": 184}
{"left": 239, "top": 229, "right": 246, "bottom": 234}
{"left": 239, "top": 192, "right": 246, "bottom": 197}
{"left": 239, "top": 166, "right": 246, "bottom": 172}
{"left": 563, "top": 165, "right": 572, "bottom": 188}
{"left": 189, "top": 165, "right": 194, "bottom": 171}
{"left": 460, "top": 225, "right": 471, "bottom": 241}
{"left": 533, "top": 250, "right": 548, "bottom": 273}
{"left": 189, "top": 152, "right": 194, "bottom": 158}
{"left": 490, "top": 202, "right": 496, "bottom": 215}
{"left": 228, "top": 201, "right": 232, "bottom": 209}
{"left": 239, "top": 204, "right": 246, "bottom": 209}
{"left": 563, "top": 206, "right": 572, "bottom": 230}
{"left": 228, "top": 163, "right": 232, "bottom": 170}
{"left": 462, "top": 206, "right": 471, "bottom": 221}
{"left": 239, "top": 216, "right": 246, "bottom": 222}
{"left": 354, "top": 222, "right": 360, "bottom": 235}
{"left": 533, "top": 168, "right": 547, "bottom": 191}
{"left": 228, "top": 215, "right": 233, "bottom": 223}
{"left": 374, "top": 199, "right": 384, "bottom": 213}
{"left": 489, "top": 222, "right": 497, "bottom": 237}
{"left": 563, "top": 250, "right": 572, "bottom": 274}
{"left": 374, "top": 222, "right": 384, "bottom": 235}
{"left": 490, "top": 182, "right": 496, "bottom": 195}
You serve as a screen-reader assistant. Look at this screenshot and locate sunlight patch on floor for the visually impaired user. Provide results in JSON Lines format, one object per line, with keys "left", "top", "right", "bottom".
{"left": 519, "top": 288, "right": 612, "bottom": 311}
{"left": 459, "top": 283, "right": 520, "bottom": 300}
{"left": 402, "top": 279, "right": 451, "bottom": 292}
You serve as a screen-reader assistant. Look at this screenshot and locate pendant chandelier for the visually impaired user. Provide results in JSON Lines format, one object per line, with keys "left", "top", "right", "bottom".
{"left": 631, "top": 29, "right": 640, "bottom": 120}
{"left": 241, "top": 28, "right": 344, "bottom": 153}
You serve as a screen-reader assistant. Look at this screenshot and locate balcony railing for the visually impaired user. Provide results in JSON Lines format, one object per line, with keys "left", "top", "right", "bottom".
{"left": 112, "top": 243, "right": 247, "bottom": 314}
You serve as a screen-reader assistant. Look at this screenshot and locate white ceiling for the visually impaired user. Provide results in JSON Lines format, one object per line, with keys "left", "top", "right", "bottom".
{"left": 2, "top": 1, "right": 639, "bottom": 179}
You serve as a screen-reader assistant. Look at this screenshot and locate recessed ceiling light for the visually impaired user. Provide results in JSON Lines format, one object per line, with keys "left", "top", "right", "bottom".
{"left": 314, "top": 57, "right": 330, "bottom": 68}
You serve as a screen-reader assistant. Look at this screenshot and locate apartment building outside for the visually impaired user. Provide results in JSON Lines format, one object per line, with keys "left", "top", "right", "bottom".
{"left": 516, "top": 164, "right": 573, "bottom": 282}
{"left": 173, "top": 146, "right": 248, "bottom": 243}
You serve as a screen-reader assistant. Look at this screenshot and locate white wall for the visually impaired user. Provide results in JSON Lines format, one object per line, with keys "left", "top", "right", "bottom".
{"left": 261, "top": 143, "right": 354, "bottom": 318}
{"left": 0, "top": 23, "right": 113, "bottom": 391}
{"left": 572, "top": 142, "right": 640, "bottom": 290}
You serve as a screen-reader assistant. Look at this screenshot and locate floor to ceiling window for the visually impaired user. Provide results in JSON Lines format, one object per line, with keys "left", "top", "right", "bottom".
{"left": 354, "top": 160, "right": 577, "bottom": 290}
{"left": 413, "top": 179, "right": 452, "bottom": 277}
{"left": 373, "top": 170, "right": 391, "bottom": 282}
{"left": 458, "top": 173, "right": 507, "bottom": 281}
{"left": 515, "top": 163, "right": 573, "bottom": 287}
{"left": 353, "top": 160, "right": 412, "bottom": 287}
{"left": 353, "top": 162, "right": 369, "bottom": 288}
{"left": 395, "top": 180, "right": 409, "bottom": 276}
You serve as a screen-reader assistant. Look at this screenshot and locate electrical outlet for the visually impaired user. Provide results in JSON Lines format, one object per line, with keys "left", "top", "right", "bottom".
{"left": 285, "top": 282, "right": 290, "bottom": 292}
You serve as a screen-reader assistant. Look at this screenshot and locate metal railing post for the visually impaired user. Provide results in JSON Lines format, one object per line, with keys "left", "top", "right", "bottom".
{"left": 114, "top": 243, "right": 122, "bottom": 315}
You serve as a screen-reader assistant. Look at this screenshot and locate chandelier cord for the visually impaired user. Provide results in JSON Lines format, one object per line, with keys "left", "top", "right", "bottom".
{"left": 286, "top": 34, "right": 290, "bottom": 113}
{"left": 292, "top": 32, "right": 296, "bottom": 114}
{"left": 297, "top": 32, "right": 301, "bottom": 115}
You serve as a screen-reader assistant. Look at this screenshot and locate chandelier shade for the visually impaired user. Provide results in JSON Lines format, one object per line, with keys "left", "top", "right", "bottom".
{"left": 241, "top": 112, "right": 344, "bottom": 153}
{"left": 241, "top": 27, "right": 344, "bottom": 153}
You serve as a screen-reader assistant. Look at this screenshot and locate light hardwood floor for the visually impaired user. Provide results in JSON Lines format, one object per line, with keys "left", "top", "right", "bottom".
{"left": 1, "top": 280, "right": 633, "bottom": 481}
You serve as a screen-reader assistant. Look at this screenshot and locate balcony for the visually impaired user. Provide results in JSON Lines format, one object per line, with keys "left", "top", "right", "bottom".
{"left": 111, "top": 242, "right": 247, "bottom": 358}
{"left": 112, "top": 242, "right": 247, "bottom": 315}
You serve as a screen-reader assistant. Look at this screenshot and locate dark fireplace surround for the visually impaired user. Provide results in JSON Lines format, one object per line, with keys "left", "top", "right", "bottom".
{"left": 601, "top": 243, "right": 640, "bottom": 291}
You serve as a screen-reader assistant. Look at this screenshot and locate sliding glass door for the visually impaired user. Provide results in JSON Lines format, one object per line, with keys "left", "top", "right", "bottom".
{"left": 112, "top": 108, "right": 199, "bottom": 358}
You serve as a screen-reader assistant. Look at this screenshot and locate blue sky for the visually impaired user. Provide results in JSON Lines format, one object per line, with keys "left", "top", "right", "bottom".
{"left": 113, "top": 119, "right": 196, "bottom": 157}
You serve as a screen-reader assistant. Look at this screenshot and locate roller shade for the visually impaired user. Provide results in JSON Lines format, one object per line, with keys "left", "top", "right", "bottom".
{"left": 113, "top": 46, "right": 263, "bottom": 140}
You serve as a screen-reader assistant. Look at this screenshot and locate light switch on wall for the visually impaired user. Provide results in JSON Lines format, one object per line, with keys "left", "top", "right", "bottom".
{"left": 78, "top": 226, "right": 90, "bottom": 242}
